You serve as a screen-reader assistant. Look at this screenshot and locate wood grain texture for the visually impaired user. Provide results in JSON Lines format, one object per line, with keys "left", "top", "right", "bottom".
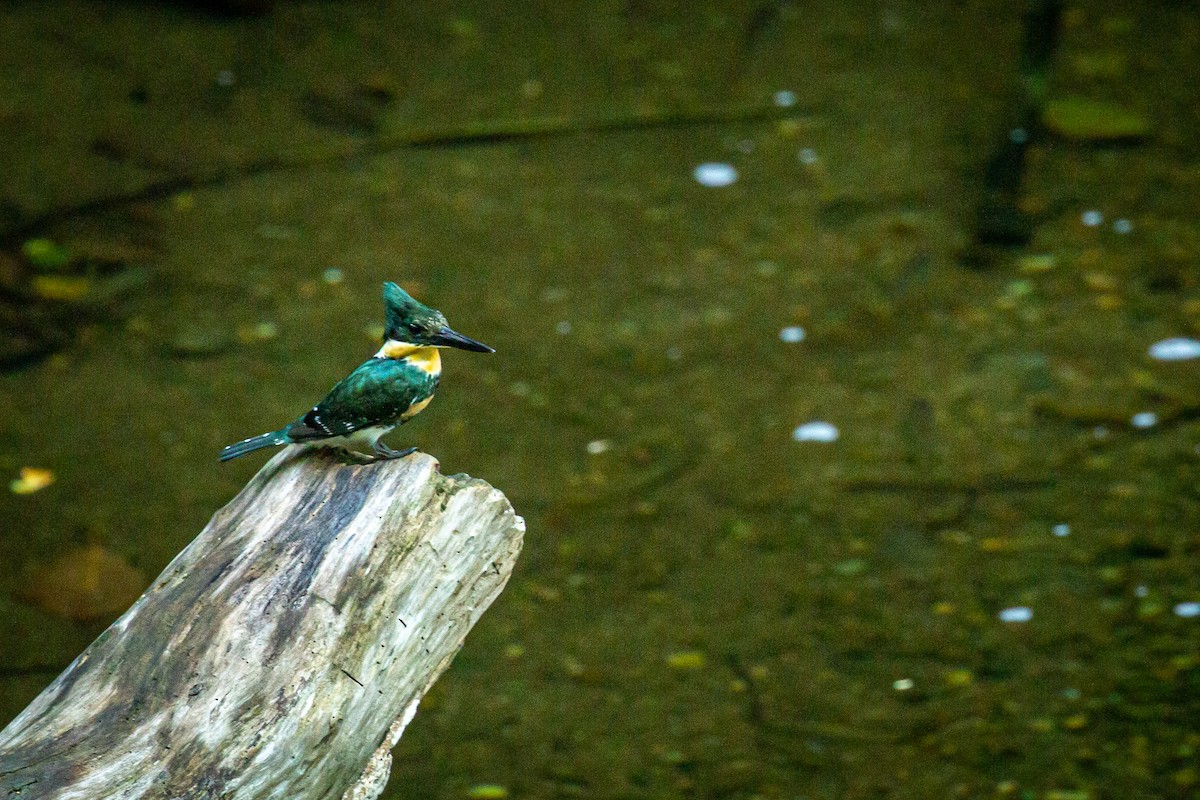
{"left": 0, "top": 448, "right": 524, "bottom": 800}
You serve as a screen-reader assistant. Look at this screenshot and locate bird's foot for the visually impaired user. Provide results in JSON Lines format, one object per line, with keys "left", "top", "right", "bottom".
{"left": 335, "top": 447, "right": 375, "bottom": 465}
{"left": 372, "top": 442, "right": 418, "bottom": 461}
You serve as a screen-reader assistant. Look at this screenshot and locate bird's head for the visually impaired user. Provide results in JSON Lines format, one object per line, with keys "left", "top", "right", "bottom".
{"left": 382, "top": 282, "right": 494, "bottom": 352}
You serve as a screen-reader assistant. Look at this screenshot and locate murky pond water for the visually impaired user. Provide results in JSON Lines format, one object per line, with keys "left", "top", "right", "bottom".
{"left": 2, "top": 2, "right": 1198, "bottom": 798}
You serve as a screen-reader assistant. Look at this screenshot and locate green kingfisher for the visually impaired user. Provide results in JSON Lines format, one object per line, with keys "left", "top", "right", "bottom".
{"left": 219, "top": 282, "right": 493, "bottom": 462}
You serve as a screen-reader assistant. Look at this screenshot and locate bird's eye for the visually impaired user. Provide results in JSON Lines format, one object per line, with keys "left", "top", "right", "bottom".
{"left": 406, "top": 323, "right": 422, "bottom": 334}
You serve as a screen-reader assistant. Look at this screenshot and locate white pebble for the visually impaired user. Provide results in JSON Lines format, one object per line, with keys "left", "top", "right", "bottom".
{"left": 1130, "top": 411, "right": 1158, "bottom": 430}
{"left": 1008, "top": 127, "right": 1029, "bottom": 144}
{"left": 555, "top": 320, "right": 572, "bottom": 335}
{"left": 773, "top": 90, "right": 797, "bottom": 108}
{"left": 1081, "top": 209, "right": 1104, "bottom": 227}
{"left": 1148, "top": 337, "right": 1200, "bottom": 362}
{"left": 997, "top": 606, "right": 1033, "bottom": 623}
{"left": 693, "top": 162, "right": 738, "bottom": 188}
{"left": 792, "top": 421, "right": 839, "bottom": 443}
{"left": 779, "top": 325, "right": 806, "bottom": 343}
{"left": 322, "top": 267, "right": 344, "bottom": 285}
{"left": 1134, "top": 585, "right": 1149, "bottom": 598}
{"left": 1112, "top": 218, "right": 1133, "bottom": 234}
{"left": 585, "top": 439, "right": 611, "bottom": 455}
{"left": 216, "top": 69, "right": 236, "bottom": 88}
{"left": 798, "top": 147, "right": 819, "bottom": 165}
{"left": 1174, "top": 601, "right": 1200, "bottom": 618}
{"left": 1052, "top": 523, "right": 1070, "bottom": 537}
{"left": 892, "top": 678, "right": 914, "bottom": 691}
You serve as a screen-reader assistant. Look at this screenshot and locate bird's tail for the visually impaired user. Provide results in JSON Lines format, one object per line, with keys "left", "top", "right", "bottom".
{"left": 219, "top": 430, "right": 290, "bottom": 462}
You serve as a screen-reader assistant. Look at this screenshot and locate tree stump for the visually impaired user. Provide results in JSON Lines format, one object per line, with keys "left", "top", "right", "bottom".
{"left": 0, "top": 448, "right": 524, "bottom": 799}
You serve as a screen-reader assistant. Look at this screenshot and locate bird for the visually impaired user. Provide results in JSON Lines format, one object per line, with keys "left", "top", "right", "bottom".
{"left": 220, "top": 281, "right": 493, "bottom": 462}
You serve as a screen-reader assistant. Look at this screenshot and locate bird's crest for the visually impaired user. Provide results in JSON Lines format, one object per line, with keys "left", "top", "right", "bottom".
{"left": 383, "top": 282, "right": 446, "bottom": 342}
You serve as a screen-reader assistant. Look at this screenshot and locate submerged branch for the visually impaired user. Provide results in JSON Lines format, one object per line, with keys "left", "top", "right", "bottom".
{"left": 2, "top": 102, "right": 787, "bottom": 245}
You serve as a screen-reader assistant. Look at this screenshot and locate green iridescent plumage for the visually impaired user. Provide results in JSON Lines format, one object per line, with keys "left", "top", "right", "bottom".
{"left": 383, "top": 282, "right": 443, "bottom": 341}
{"left": 220, "top": 282, "right": 492, "bottom": 462}
{"left": 286, "top": 357, "right": 438, "bottom": 442}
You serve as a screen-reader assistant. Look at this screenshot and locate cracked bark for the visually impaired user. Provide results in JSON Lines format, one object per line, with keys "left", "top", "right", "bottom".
{"left": 0, "top": 448, "right": 523, "bottom": 799}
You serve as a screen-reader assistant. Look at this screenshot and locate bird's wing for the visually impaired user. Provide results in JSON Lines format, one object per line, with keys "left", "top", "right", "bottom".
{"left": 286, "top": 359, "right": 433, "bottom": 441}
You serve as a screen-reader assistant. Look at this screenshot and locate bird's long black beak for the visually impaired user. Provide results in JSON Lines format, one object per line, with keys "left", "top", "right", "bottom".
{"left": 432, "top": 326, "right": 494, "bottom": 353}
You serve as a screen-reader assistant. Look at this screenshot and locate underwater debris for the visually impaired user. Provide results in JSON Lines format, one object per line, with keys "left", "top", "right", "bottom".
{"left": 666, "top": 650, "right": 707, "bottom": 671}
{"left": 1043, "top": 97, "right": 1150, "bottom": 143}
{"left": 2, "top": 225, "right": 155, "bottom": 371}
{"left": 9, "top": 467, "right": 55, "bottom": 494}
{"left": 300, "top": 78, "right": 396, "bottom": 135}
{"left": 965, "top": 0, "right": 1063, "bottom": 258}
{"left": 31, "top": 275, "right": 91, "bottom": 301}
{"left": 21, "top": 238, "right": 71, "bottom": 270}
{"left": 166, "top": 323, "right": 233, "bottom": 359}
{"left": 17, "top": 543, "right": 147, "bottom": 622}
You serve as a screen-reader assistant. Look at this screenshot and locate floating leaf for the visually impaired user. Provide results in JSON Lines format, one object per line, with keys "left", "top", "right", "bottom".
{"left": 9, "top": 467, "right": 55, "bottom": 494}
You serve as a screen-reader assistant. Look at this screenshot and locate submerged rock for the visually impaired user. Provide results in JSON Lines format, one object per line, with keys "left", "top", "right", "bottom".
{"left": 17, "top": 543, "right": 147, "bottom": 622}
{"left": 166, "top": 324, "right": 232, "bottom": 358}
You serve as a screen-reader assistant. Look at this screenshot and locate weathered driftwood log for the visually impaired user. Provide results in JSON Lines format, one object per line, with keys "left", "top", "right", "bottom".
{"left": 0, "top": 448, "right": 524, "bottom": 800}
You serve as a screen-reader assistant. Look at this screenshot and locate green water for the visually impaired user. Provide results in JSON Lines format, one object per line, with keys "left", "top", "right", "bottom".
{"left": 2, "top": 1, "right": 1199, "bottom": 798}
